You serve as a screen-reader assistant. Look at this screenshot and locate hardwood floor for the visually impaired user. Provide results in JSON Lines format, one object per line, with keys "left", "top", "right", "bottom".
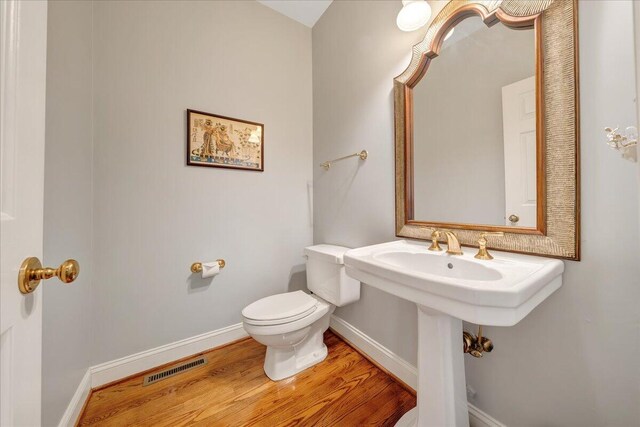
{"left": 78, "top": 331, "right": 416, "bottom": 426}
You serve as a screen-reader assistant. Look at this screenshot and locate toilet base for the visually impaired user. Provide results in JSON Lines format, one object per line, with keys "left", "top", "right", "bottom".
{"left": 261, "top": 308, "right": 333, "bottom": 381}
{"left": 264, "top": 342, "right": 328, "bottom": 381}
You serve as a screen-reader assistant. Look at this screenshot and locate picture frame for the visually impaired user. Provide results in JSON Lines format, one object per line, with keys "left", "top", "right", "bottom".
{"left": 186, "top": 109, "right": 264, "bottom": 171}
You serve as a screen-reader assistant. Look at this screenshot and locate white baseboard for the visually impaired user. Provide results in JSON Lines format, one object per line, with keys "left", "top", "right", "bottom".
{"left": 90, "top": 323, "right": 247, "bottom": 388}
{"left": 59, "top": 323, "right": 248, "bottom": 427}
{"left": 329, "top": 314, "right": 505, "bottom": 427}
{"left": 61, "top": 318, "right": 503, "bottom": 427}
{"left": 329, "top": 314, "right": 418, "bottom": 389}
{"left": 468, "top": 403, "right": 506, "bottom": 427}
{"left": 58, "top": 369, "right": 91, "bottom": 427}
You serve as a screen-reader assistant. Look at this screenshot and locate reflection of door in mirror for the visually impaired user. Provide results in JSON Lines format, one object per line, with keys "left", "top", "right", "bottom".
{"left": 412, "top": 17, "right": 536, "bottom": 228}
{"left": 502, "top": 76, "right": 536, "bottom": 228}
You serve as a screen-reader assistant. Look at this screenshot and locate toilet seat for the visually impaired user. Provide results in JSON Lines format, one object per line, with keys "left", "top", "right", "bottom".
{"left": 243, "top": 305, "right": 317, "bottom": 326}
{"left": 242, "top": 291, "right": 318, "bottom": 326}
{"left": 242, "top": 294, "right": 333, "bottom": 338}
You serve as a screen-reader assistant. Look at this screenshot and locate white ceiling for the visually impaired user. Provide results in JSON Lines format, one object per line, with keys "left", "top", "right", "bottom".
{"left": 257, "top": 0, "right": 333, "bottom": 28}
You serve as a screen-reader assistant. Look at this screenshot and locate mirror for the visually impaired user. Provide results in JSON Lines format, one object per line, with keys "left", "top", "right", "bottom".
{"left": 412, "top": 17, "right": 537, "bottom": 228}
{"left": 394, "top": 0, "right": 580, "bottom": 260}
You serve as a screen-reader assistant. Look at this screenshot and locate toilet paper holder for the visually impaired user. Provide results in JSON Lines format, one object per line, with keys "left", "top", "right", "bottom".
{"left": 190, "top": 259, "right": 225, "bottom": 273}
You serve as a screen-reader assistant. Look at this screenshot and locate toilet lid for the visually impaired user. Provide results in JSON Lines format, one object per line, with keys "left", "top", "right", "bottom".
{"left": 242, "top": 291, "right": 318, "bottom": 323}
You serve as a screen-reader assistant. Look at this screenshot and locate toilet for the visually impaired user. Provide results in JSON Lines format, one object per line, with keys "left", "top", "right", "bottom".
{"left": 242, "top": 244, "right": 361, "bottom": 381}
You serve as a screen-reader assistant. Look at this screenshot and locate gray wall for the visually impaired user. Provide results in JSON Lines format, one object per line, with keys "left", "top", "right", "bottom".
{"left": 43, "top": 0, "right": 640, "bottom": 425}
{"left": 87, "top": 1, "right": 312, "bottom": 362}
{"left": 313, "top": 0, "right": 423, "bottom": 362}
{"left": 89, "top": 0, "right": 313, "bottom": 364}
{"left": 313, "top": 0, "right": 640, "bottom": 425}
{"left": 43, "top": 1, "right": 94, "bottom": 425}
{"left": 413, "top": 19, "right": 534, "bottom": 224}
{"left": 43, "top": 1, "right": 312, "bottom": 424}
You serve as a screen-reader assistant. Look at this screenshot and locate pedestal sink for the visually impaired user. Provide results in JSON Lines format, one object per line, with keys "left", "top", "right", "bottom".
{"left": 343, "top": 240, "right": 564, "bottom": 427}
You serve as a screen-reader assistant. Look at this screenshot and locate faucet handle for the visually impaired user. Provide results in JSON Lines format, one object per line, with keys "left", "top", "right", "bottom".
{"left": 475, "top": 232, "right": 504, "bottom": 260}
{"left": 423, "top": 227, "right": 442, "bottom": 251}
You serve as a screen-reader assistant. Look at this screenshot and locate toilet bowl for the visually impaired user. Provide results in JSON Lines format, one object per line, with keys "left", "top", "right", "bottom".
{"left": 243, "top": 291, "right": 335, "bottom": 380}
{"left": 242, "top": 245, "right": 360, "bottom": 381}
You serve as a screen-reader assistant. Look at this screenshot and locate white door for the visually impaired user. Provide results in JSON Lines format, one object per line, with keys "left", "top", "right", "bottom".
{"left": 634, "top": 0, "right": 640, "bottom": 234}
{"left": 1, "top": 1, "right": 48, "bottom": 425}
{"left": 502, "top": 76, "right": 537, "bottom": 228}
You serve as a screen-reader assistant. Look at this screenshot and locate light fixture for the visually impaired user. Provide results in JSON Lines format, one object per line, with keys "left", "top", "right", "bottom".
{"left": 397, "top": 0, "right": 431, "bottom": 32}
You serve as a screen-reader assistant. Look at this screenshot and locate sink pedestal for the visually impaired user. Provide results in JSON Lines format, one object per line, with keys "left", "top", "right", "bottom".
{"left": 343, "top": 240, "right": 564, "bottom": 427}
{"left": 396, "top": 305, "right": 469, "bottom": 427}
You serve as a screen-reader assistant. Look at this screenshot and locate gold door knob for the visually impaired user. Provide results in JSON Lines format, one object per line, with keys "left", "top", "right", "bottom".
{"left": 508, "top": 214, "right": 519, "bottom": 224}
{"left": 18, "top": 257, "right": 79, "bottom": 294}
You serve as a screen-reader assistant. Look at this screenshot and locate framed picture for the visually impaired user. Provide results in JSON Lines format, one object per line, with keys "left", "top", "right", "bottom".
{"left": 186, "top": 109, "right": 264, "bottom": 171}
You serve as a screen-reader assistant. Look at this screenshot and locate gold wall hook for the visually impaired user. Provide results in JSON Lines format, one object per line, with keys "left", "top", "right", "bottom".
{"left": 18, "top": 257, "right": 80, "bottom": 294}
{"left": 474, "top": 232, "right": 504, "bottom": 260}
{"left": 190, "top": 259, "right": 225, "bottom": 274}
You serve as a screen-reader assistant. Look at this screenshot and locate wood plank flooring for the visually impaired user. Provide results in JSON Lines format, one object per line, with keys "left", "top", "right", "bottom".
{"left": 78, "top": 331, "right": 416, "bottom": 426}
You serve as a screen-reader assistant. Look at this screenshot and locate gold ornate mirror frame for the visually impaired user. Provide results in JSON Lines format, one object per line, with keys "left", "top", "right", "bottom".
{"left": 394, "top": 0, "right": 579, "bottom": 260}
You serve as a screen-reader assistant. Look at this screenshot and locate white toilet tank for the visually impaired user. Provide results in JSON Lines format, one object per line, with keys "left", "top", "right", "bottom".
{"left": 304, "top": 244, "right": 360, "bottom": 307}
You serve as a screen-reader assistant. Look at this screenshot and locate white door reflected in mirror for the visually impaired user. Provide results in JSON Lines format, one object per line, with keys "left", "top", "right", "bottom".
{"left": 502, "top": 76, "right": 537, "bottom": 228}
{"left": 411, "top": 16, "right": 538, "bottom": 228}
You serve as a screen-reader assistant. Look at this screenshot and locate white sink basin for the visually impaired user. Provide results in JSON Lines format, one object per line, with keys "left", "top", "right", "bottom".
{"left": 374, "top": 251, "right": 503, "bottom": 281}
{"left": 344, "top": 240, "right": 564, "bottom": 326}
{"left": 343, "top": 240, "right": 564, "bottom": 427}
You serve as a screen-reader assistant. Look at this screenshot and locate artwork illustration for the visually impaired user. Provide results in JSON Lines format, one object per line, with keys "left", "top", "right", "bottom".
{"left": 187, "top": 109, "right": 264, "bottom": 171}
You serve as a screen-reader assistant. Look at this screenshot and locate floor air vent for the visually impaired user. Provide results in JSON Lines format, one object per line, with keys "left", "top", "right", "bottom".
{"left": 143, "top": 356, "right": 207, "bottom": 386}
